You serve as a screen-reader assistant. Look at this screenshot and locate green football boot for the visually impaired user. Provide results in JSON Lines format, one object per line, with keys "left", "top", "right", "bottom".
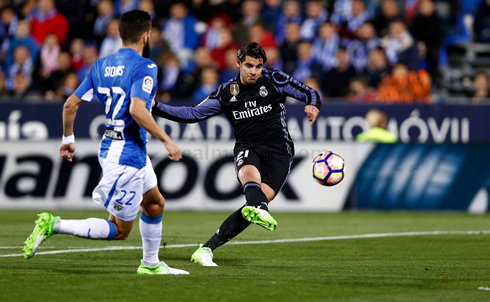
{"left": 242, "top": 206, "right": 277, "bottom": 231}
{"left": 137, "top": 260, "right": 189, "bottom": 275}
{"left": 23, "top": 212, "right": 60, "bottom": 259}
{"left": 191, "top": 245, "right": 218, "bottom": 267}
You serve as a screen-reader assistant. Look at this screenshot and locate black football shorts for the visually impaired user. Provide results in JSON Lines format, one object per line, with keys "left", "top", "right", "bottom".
{"left": 233, "top": 142, "right": 294, "bottom": 195}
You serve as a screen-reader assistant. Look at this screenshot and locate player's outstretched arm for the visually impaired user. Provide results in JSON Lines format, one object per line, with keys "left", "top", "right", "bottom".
{"left": 60, "top": 94, "right": 84, "bottom": 162}
{"left": 130, "top": 97, "right": 182, "bottom": 161}
{"left": 152, "top": 97, "right": 223, "bottom": 123}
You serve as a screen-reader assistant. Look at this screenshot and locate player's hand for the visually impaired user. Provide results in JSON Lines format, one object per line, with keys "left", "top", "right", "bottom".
{"left": 164, "top": 141, "right": 182, "bottom": 161}
{"left": 305, "top": 105, "right": 319, "bottom": 126}
{"left": 60, "top": 143, "right": 76, "bottom": 162}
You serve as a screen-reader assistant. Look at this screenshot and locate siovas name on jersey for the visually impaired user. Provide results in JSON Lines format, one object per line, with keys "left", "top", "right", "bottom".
{"left": 232, "top": 100, "right": 272, "bottom": 120}
{"left": 104, "top": 65, "right": 125, "bottom": 77}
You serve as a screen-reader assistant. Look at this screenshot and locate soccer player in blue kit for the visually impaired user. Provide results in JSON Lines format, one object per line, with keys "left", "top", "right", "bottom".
{"left": 23, "top": 10, "right": 188, "bottom": 275}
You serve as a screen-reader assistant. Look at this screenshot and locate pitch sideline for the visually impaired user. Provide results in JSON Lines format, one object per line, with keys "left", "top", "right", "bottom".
{"left": 2, "top": 230, "right": 489, "bottom": 258}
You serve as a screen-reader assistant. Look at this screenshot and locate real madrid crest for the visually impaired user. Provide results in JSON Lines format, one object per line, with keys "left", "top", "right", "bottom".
{"left": 259, "top": 86, "right": 268, "bottom": 97}
{"left": 230, "top": 84, "right": 239, "bottom": 102}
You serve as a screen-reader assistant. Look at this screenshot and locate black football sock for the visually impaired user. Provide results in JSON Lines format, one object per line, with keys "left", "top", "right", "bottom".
{"left": 203, "top": 206, "right": 251, "bottom": 251}
{"left": 243, "top": 182, "right": 269, "bottom": 211}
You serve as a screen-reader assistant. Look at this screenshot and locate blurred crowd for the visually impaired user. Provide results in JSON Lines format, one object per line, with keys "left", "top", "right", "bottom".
{"left": 0, "top": 0, "right": 488, "bottom": 104}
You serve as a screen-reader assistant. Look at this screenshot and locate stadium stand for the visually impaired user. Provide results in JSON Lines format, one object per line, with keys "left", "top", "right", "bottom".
{"left": 0, "top": 0, "right": 487, "bottom": 104}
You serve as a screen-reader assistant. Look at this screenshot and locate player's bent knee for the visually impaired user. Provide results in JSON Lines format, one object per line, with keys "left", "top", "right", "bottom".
{"left": 238, "top": 165, "right": 261, "bottom": 183}
{"left": 115, "top": 230, "right": 130, "bottom": 240}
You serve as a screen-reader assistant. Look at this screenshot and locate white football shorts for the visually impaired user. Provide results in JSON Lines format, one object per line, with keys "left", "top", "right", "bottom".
{"left": 92, "top": 155, "right": 158, "bottom": 221}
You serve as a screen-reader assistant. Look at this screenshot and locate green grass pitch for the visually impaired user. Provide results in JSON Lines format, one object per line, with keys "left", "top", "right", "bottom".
{"left": 1, "top": 211, "right": 490, "bottom": 302}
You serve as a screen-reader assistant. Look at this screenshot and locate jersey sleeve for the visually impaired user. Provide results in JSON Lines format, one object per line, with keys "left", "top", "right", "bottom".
{"left": 152, "top": 96, "right": 224, "bottom": 123}
{"left": 130, "top": 61, "right": 158, "bottom": 105}
{"left": 74, "top": 64, "right": 95, "bottom": 102}
{"left": 271, "top": 70, "right": 322, "bottom": 110}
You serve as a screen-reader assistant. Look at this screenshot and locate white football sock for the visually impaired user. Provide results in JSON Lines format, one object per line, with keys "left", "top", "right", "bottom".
{"left": 55, "top": 218, "right": 117, "bottom": 239}
{"left": 139, "top": 212, "right": 163, "bottom": 267}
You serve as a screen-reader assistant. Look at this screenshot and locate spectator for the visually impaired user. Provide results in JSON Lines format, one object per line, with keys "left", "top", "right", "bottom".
{"left": 264, "top": 46, "right": 282, "bottom": 70}
{"left": 275, "top": 0, "right": 302, "bottom": 45}
{"left": 20, "top": 0, "right": 38, "bottom": 19}
{"left": 248, "top": 23, "right": 277, "bottom": 49}
{"left": 411, "top": 0, "right": 444, "bottom": 84}
{"left": 158, "top": 53, "right": 188, "bottom": 102}
{"left": 220, "top": 47, "right": 240, "bottom": 82}
{"left": 9, "top": 72, "right": 41, "bottom": 101}
{"left": 347, "top": 22, "right": 380, "bottom": 73}
{"left": 5, "top": 20, "right": 39, "bottom": 69}
{"left": 162, "top": 1, "right": 199, "bottom": 69}
{"left": 56, "top": 72, "right": 79, "bottom": 100}
{"left": 114, "top": 0, "right": 139, "bottom": 16}
{"left": 148, "top": 26, "right": 170, "bottom": 65}
{"left": 69, "top": 38, "right": 85, "bottom": 72}
{"left": 312, "top": 22, "right": 340, "bottom": 72}
{"left": 372, "top": 0, "right": 402, "bottom": 37}
{"left": 346, "top": 0, "right": 371, "bottom": 34}
{"left": 347, "top": 76, "right": 377, "bottom": 103}
{"left": 217, "top": 0, "right": 243, "bottom": 25}
{"left": 366, "top": 48, "right": 390, "bottom": 87}
{"left": 292, "top": 41, "right": 321, "bottom": 82}
{"left": 356, "top": 108, "right": 397, "bottom": 143}
{"left": 473, "top": 0, "right": 490, "bottom": 43}
{"left": 201, "top": 14, "right": 232, "bottom": 51}
{"left": 7, "top": 46, "right": 33, "bottom": 90}
{"left": 300, "top": 0, "right": 328, "bottom": 42}
{"left": 280, "top": 22, "right": 301, "bottom": 75}
{"left": 303, "top": 77, "right": 324, "bottom": 102}
{"left": 139, "top": 0, "right": 162, "bottom": 28}
{"left": 0, "top": 70, "right": 9, "bottom": 99}
{"left": 77, "top": 45, "right": 97, "bottom": 81}
{"left": 93, "top": 0, "right": 116, "bottom": 42}
{"left": 192, "top": 66, "right": 219, "bottom": 103}
{"left": 99, "top": 18, "right": 122, "bottom": 58}
{"left": 30, "top": 0, "right": 69, "bottom": 46}
{"left": 330, "top": 0, "right": 353, "bottom": 25}
{"left": 377, "top": 63, "right": 431, "bottom": 103}
{"left": 184, "top": 47, "right": 215, "bottom": 91}
{"left": 380, "top": 20, "right": 419, "bottom": 70}
{"left": 470, "top": 72, "right": 490, "bottom": 103}
{"left": 211, "top": 28, "right": 239, "bottom": 71}
{"left": 40, "top": 33, "right": 60, "bottom": 79}
{"left": 0, "top": 7, "right": 19, "bottom": 50}
{"left": 261, "top": 0, "right": 282, "bottom": 33}
{"left": 234, "top": 0, "right": 263, "bottom": 45}
{"left": 44, "top": 51, "right": 72, "bottom": 94}
{"left": 53, "top": 0, "right": 89, "bottom": 42}
{"left": 321, "top": 47, "right": 357, "bottom": 98}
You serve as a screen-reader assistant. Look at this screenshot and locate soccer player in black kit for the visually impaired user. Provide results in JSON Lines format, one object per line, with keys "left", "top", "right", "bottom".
{"left": 152, "top": 42, "right": 321, "bottom": 266}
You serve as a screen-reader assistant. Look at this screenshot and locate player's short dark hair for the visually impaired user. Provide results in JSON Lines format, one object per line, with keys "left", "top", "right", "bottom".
{"left": 237, "top": 42, "right": 268, "bottom": 63}
{"left": 119, "top": 10, "right": 151, "bottom": 45}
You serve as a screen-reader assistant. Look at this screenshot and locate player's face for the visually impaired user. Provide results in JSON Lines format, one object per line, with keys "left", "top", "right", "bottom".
{"left": 237, "top": 56, "right": 263, "bottom": 85}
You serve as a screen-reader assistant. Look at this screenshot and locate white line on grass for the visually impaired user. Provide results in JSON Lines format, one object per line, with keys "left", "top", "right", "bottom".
{"left": 2, "top": 230, "right": 489, "bottom": 258}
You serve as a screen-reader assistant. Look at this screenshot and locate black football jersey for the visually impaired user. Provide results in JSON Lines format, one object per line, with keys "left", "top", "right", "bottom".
{"left": 153, "top": 68, "right": 321, "bottom": 145}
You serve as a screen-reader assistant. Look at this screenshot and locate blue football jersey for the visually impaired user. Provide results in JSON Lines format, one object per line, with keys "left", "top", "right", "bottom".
{"left": 74, "top": 48, "right": 158, "bottom": 169}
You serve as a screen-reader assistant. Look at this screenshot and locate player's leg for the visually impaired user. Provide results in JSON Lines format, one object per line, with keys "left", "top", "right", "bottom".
{"left": 137, "top": 157, "right": 188, "bottom": 275}
{"left": 191, "top": 150, "right": 273, "bottom": 266}
{"left": 23, "top": 159, "right": 148, "bottom": 259}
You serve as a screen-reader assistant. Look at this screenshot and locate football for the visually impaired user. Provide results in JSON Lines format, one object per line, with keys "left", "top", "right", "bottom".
{"left": 312, "top": 151, "right": 345, "bottom": 186}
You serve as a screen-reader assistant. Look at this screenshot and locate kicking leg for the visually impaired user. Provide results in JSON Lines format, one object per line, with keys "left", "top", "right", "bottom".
{"left": 191, "top": 168, "right": 277, "bottom": 266}
{"left": 238, "top": 165, "right": 277, "bottom": 231}
{"left": 137, "top": 186, "right": 188, "bottom": 275}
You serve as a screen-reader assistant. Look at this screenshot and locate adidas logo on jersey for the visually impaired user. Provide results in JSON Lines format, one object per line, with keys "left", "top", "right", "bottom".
{"left": 147, "top": 64, "right": 157, "bottom": 69}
